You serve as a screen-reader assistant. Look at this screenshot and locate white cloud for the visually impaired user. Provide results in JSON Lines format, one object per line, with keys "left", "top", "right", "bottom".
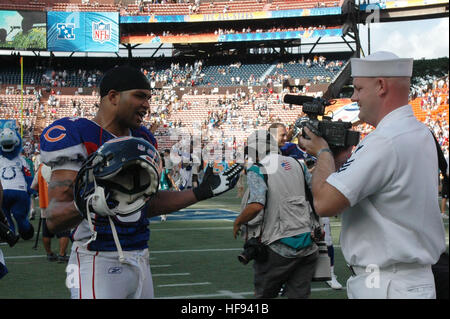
{"left": 360, "top": 18, "right": 449, "bottom": 59}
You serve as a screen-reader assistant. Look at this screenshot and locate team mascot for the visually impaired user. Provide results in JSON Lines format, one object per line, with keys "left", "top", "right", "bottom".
{"left": 0, "top": 127, "right": 34, "bottom": 240}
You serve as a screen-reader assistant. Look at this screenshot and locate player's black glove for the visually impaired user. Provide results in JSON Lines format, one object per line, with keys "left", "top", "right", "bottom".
{"left": 0, "top": 209, "right": 19, "bottom": 247}
{"left": 193, "top": 163, "right": 244, "bottom": 201}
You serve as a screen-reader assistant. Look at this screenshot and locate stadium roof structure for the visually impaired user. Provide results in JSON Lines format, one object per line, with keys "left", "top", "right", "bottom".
{"left": 119, "top": 1, "right": 358, "bottom": 58}
{"left": 0, "top": 0, "right": 447, "bottom": 58}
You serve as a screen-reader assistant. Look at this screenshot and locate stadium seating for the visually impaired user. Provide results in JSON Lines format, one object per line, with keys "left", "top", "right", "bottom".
{"left": 270, "top": 0, "right": 340, "bottom": 10}
{"left": 2, "top": 56, "right": 447, "bottom": 152}
{"left": 0, "top": 0, "right": 447, "bottom": 154}
{"left": 410, "top": 94, "right": 449, "bottom": 122}
{"left": 143, "top": 59, "right": 342, "bottom": 88}
{"left": 269, "top": 61, "right": 341, "bottom": 82}
{"left": 0, "top": 0, "right": 342, "bottom": 16}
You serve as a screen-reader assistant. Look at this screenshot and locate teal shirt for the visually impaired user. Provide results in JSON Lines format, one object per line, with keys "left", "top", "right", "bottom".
{"left": 160, "top": 168, "right": 170, "bottom": 190}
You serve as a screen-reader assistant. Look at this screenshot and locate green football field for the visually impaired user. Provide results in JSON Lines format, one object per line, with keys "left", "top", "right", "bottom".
{"left": 0, "top": 188, "right": 448, "bottom": 299}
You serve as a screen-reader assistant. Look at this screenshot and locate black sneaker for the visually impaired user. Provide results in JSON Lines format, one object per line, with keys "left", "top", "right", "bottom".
{"left": 47, "top": 253, "right": 57, "bottom": 262}
{"left": 57, "top": 255, "right": 69, "bottom": 263}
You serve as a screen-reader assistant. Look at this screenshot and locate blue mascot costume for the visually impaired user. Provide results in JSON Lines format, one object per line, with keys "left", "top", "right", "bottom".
{"left": 0, "top": 128, "right": 34, "bottom": 240}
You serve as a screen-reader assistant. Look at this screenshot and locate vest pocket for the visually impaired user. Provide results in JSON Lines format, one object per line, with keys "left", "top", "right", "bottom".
{"left": 278, "top": 196, "right": 312, "bottom": 234}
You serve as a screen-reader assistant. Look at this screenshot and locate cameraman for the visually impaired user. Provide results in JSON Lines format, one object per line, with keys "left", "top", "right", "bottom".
{"left": 298, "top": 51, "right": 447, "bottom": 299}
{"left": 233, "top": 129, "right": 319, "bottom": 299}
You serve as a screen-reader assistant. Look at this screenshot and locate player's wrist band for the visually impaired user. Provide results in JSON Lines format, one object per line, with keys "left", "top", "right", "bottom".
{"left": 317, "top": 148, "right": 332, "bottom": 158}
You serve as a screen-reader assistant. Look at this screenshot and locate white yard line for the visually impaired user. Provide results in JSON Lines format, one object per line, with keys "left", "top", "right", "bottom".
{"left": 157, "top": 282, "right": 211, "bottom": 288}
{"left": 5, "top": 248, "right": 242, "bottom": 260}
{"left": 150, "top": 264, "right": 171, "bottom": 268}
{"left": 152, "top": 227, "right": 232, "bottom": 231}
{"left": 152, "top": 272, "right": 191, "bottom": 277}
{"left": 150, "top": 248, "right": 242, "bottom": 254}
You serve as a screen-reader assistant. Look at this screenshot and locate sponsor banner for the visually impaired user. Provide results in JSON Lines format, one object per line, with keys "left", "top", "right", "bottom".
{"left": 360, "top": 0, "right": 448, "bottom": 10}
{"left": 271, "top": 7, "right": 342, "bottom": 18}
{"left": 120, "top": 7, "right": 341, "bottom": 24}
{"left": 188, "top": 11, "right": 269, "bottom": 22}
{"left": 121, "top": 28, "right": 342, "bottom": 44}
{"left": 47, "top": 11, "right": 118, "bottom": 52}
{"left": 0, "top": 10, "right": 46, "bottom": 50}
{"left": 121, "top": 33, "right": 219, "bottom": 44}
{"left": 218, "top": 28, "right": 342, "bottom": 42}
{"left": 120, "top": 14, "right": 184, "bottom": 23}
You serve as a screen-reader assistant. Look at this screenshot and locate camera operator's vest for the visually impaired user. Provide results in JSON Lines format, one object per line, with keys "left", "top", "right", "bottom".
{"left": 245, "top": 153, "right": 316, "bottom": 245}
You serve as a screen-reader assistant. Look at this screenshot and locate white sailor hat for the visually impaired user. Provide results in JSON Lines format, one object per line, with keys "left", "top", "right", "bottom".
{"left": 351, "top": 51, "right": 413, "bottom": 78}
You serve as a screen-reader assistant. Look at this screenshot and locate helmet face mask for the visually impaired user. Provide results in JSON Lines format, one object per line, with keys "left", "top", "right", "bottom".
{"left": 96, "top": 158, "right": 160, "bottom": 215}
{"left": 74, "top": 137, "right": 161, "bottom": 220}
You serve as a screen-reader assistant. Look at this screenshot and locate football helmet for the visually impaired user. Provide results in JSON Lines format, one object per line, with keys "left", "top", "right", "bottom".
{"left": 0, "top": 128, "right": 20, "bottom": 152}
{"left": 74, "top": 136, "right": 161, "bottom": 219}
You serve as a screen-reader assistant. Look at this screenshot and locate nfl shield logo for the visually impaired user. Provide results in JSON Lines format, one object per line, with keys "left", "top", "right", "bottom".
{"left": 92, "top": 20, "right": 111, "bottom": 43}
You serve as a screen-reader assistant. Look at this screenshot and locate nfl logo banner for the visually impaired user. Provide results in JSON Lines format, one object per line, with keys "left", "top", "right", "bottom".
{"left": 85, "top": 12, "right": 118, "bottom": 52}
{"left": 92, "top": 20, "right": 111, "bottom": 44}
{"left": 47, "top": 11, "right": 118, "bottom": 52}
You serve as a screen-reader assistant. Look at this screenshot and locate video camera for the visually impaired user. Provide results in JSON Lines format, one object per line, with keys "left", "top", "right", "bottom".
{"left": 284, "top": 94, "right": 360, "bottom": 152}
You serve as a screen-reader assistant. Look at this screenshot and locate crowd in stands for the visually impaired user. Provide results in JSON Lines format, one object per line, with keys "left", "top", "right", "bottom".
{"left": 1, "top": 60, "right": 448, "bottom": 164}
{"left": 1, "top": 54, "right": 345, "bottom": 91}
{"left": 119, "top": 0, "right": 340, "bottom": 16}
{"left": 0, "top": 0, "right": 341, "bottom": 15}
{"left": 40, "top": 69, "right": 103, "bottom": 89}
{"left": 416, "top": 76, "right": 449, "bottom": 150}
{"left": 148, "top": 24, "right": 335, "bottom": 38}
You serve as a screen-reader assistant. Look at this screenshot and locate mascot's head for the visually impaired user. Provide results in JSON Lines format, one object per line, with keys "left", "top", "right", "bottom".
{"left": 0, "top": 128, "right": 22, "bottom": 159}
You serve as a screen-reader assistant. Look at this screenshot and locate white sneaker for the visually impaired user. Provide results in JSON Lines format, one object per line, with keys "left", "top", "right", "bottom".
{"left": 326, "top": 275, "right": 343, "bottom": 290}
{"left": 442, "top": 214, "right": 449, "bottom": 219}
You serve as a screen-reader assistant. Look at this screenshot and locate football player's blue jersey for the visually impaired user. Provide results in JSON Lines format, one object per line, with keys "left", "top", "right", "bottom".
{"left": 40, "top": 117, "right": 157, "bottom": 251}
{"left": 280, "top": 142, "right": 314, "bottom": 161}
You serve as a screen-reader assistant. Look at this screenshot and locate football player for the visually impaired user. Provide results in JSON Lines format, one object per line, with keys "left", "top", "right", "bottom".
{"left": 40, "top": 65, "right": 242, "bottom": 299}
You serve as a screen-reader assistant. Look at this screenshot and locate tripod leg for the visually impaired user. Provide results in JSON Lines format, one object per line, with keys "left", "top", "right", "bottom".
{"left": 32, "top": 217, "right": 42, "bottom": 250}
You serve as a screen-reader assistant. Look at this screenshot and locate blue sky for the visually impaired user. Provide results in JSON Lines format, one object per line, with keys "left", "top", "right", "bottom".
{"left": 358, "top": 17, "right": 449, "bottom": 59}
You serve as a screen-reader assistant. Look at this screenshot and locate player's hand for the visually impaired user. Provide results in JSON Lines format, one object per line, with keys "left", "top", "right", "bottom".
{"left": 193, "top": 163, "right": 244, "bottom": 201}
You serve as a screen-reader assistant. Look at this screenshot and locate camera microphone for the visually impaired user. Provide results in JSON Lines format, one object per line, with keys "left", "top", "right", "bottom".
{"left": 283, "top": 94, "right": 315, "bottom": 105}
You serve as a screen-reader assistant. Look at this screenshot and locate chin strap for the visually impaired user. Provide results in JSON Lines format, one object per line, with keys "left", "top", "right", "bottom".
{"left": 108, "top": 216, "right": 126, "bottom": 263}
{"left": 82, "top": 194, "right": 97, "bottom": 247}
{"left": 82, "top": 182, "right": 126, "bottom": 264}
